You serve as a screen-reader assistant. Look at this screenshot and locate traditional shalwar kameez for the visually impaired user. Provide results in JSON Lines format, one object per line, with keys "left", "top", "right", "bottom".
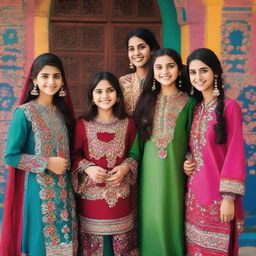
{"left": 133, "top": 92, "right": 197, "bottom": 256}
{"left": 119, "top": 73, "right": 144, "bottom": 115}
{"left": 2, "top": 101, "right": 78, "bottom": 256}
{"left": 72, "top": 117, "right": 140, "bottom": 256}
{"left": 185, "top": 98, "right": 246, "bottom": 256}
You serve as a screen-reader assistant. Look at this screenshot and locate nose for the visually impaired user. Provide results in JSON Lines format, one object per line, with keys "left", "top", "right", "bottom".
{"left": 195, "top": 71, "right": 202, "bottom": 81}
{"left": 48, "top": 76, "right": 55, "bottom": 85}
{"left": 134, "top": 47, "right": 140, "bottom": 56}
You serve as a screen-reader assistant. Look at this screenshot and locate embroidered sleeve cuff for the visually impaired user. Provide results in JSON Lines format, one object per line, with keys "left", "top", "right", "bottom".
{"left": 18, "top": 154, "right": 48, "bottom": 173}
{"left": 222, "top": 193, "right": 236, "bottom": 202}
{"left": 220, "top": 178, "right": 245, "bottom": 196}
{"left": 122, "top": 157, "right": 138, "bottom": 185}
{"left": 77, "top": 159, "right": 96, "bottom": 172}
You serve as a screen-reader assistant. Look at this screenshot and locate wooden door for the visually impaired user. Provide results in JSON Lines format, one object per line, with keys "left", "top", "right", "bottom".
{"left": 50, "top": 0, "right": 162, "bottom": 117}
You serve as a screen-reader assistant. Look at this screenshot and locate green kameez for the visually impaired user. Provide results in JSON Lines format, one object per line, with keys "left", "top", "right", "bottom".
{"left": 128, "top": 93, "right": 196, "bottom": 256}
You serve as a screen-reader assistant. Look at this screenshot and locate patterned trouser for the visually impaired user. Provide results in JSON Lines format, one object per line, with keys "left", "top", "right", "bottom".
{"left": 79, "top": 229, "right": 139, "bottom": 256}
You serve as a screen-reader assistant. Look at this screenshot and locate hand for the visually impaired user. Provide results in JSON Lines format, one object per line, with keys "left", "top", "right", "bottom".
{"left": 85, "top": 166, "right": 107, "bottom": 183}
{"left": 183, "top": 160, "right": 196, "bottom": 176}
{"left": 105, "top": 164, "right": 129, "bottom": 186}
{"left": 220, "top": 199, "right": 235, "bottom": 223}
{"left": 47, "top": 157, "right": 68, "bottom": 175}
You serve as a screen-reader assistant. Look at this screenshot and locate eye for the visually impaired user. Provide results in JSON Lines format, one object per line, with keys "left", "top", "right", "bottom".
{"left": 107, "top": 87, "right": 115, "bottom": 93}
{"left": 139, "top": 45, "right": 146, "bottom": 50}
{"left": 168, "top": 64, "right": 175, "bottom": 69}
{"left": 94, "top": 89, "right": 102, "bottom": 94}
{"left": 54, "top": 74, "right": 61, "bottom": 79}
{"left": 154, "top": 65, "right": 161, "bottom": 70}
{"left": 201, "top": 68, "right": 208, "bottom": 73}
{"left": 128, "top": 47, "right": 134, "bottom": 52}
{"left": 189, "top": 70, "right": 196, "bottom": 75}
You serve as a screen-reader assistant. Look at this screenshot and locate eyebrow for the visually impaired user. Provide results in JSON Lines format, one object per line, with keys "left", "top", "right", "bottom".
{"left": 40, "top": 72, "right": 61, "bottom": 75}
{"left": 128, "top": 43, "right": 146, "bottom": 48}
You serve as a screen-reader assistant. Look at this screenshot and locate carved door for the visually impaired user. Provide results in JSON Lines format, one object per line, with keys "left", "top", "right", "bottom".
{"left": 50, "top": 0, "right": 162, "bottom": 117}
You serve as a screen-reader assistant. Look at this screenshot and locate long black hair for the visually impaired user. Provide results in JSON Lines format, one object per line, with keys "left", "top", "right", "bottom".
{"left": 82, "top": 72, "right": 127, "bottom": 121}
{"left": 187, "top": 48, "right": 226, "bottom": 144}
{"left": 23, "top": 53, "right": 75, "bottom": 147}
{"left": 134, "top": 48, "right": 185, "bottom": 143}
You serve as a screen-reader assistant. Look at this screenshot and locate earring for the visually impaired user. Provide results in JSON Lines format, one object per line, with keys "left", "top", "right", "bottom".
{"left": 152, "top": 79, "right": 156, "bottom": 91}
{"left": 178, "top": 75, "right": 182, "bottom": 88}
{"left": 59, "top": 86, "right": 66, "bottom": 97}
{"left": 129, "top": 63, "right": 135, "bottom": 71}
{"left": 31, "top": 84, "right": 39, "bottom": 96}
{"left": 212, "top": 77, "right": 220, "bottom": 97}
{"left": 190, "top": 86, "right": 194, "bottom": 95}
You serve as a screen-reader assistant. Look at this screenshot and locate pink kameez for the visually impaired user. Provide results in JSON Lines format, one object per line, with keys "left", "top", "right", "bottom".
{"left": 185, "top": 98, "right": 246, "bottom": 256}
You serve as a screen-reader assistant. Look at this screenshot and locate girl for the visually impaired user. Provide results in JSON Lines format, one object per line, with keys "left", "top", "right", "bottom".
{"left": 133, "top": 48, "right": 197, "bottom": 256}
{"left": 119, "top": 28, "right": 160, "bottom": 115}
{"left": 71, "top": 72, "right": 140, "bottom": 256}
{"left": 184, "top": 48, "right": 246, "bottom": 256}
{"left": 0, "top": 53, "right": 78, "bottom": 255}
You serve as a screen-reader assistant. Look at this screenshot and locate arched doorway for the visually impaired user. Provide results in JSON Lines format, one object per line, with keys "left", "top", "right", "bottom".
{"left": 50, "top": 0, "right": 162, "bottom": 116}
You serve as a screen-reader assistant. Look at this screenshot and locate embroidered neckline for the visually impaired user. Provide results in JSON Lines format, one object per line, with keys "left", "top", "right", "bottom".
{"left": 152, "top": 92, "right": 189, "bottom": 159}
{"left": 85, "top": 118, "right": 129, "bottom": 168}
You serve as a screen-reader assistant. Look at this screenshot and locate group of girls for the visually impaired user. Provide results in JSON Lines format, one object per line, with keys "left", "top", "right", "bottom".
{"left": 0, "top": 28, "right": 245, "bottom": 256}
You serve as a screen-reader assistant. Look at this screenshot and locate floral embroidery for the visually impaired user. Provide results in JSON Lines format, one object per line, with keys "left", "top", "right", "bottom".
{"left": 220, "top": 177, "right": 245, "bottom": 195}
{"left": 80, "top": 213, "right": 133, "bottom": 235}
{"left": 20, "top": 102, "right": 78, "bottom": 254}
{"left": 79, "top": 226, "right": 138, "bottom": 256}
{"left": 80, "top": 183, "right": 130, "bottom": 208}
{"left": 18, "top": 154, "right": 48, "bottom": 173}
{"left": 122, "top": 157, "right": 138, "bottom": 185}
{"left": 185, "top": 189, "right": 230, "bottom": 255}
{"left": 120, "top": 73, "right": 142, "bottom": 115}
{"left": 86, "top": 118, "right": 128, "bottom": 168}
{"left": 152, "top": 92, "right": 189, "bottom": 159}
{"left": 189, "top": 99, "right": 217, "bottom": 182}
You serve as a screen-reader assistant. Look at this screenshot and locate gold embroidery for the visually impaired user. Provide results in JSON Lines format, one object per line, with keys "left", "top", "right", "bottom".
{"left": 189, "top": 99, "right": 217, "bottom": 181}
{"left": 152, "top": 92, "right": 189, "bottom": 159}
{"left": 85, "top": 118, "right": 128, "bottom": 168}
{"left": 120, "top": 73, "right": 142, "bottom": 115}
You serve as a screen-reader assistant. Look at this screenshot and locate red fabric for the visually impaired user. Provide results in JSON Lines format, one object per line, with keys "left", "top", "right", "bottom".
{"left": 0, "top": 63, "right": 74, "bottom": 256}
{"left": 72, "top": 117, "right": 137, "bottom": 220}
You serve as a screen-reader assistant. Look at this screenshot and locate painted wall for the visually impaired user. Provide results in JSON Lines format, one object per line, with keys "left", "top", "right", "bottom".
{"left": 0, "top": 0, "right": 255, "bottom": 238}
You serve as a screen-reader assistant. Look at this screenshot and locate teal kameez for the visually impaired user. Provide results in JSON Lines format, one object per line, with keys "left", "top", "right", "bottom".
{"left": 5, "top": 102, "right": 78, "bottom": 256}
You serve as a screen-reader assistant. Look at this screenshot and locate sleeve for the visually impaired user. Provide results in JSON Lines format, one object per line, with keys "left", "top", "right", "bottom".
{"left": 122, "top": 118, "right": 143, "bottom": 185}
{"left": 219, "top": 100, "right": 246, "bottom": 196}
{"left": 186, "top": 97, "right": 197, "bottom": 137}
{"left": 71, "top": 119, "right": 96, "bottom": 194}
{"left": 5, "top": 108, "right": 48, "bottom": 174}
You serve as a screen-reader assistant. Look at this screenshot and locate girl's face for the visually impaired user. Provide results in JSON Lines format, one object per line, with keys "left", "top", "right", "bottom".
{"left": 153, "top": 55, "right": 179, "bottom": 87}
{"left": 189, "top": 59, "right": 215, "bottom": 94}
{"left": 92, "top": 80, "right": 117, "bottom": 112}
{"left": 128, "top": 36, "right": 151, "bottom": 69}
{"left": 33, "top": 65, "right": 63, "bottom": 97}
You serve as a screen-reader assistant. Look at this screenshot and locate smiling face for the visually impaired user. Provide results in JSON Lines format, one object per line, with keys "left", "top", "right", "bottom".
{"left": 33, "top": 65, "right": 63, "bottom": 98}
{"left": 189, "top": 59, "right": 216, "bottom": 94}
{"left": 92, "top": 79, "right": 117, "bottom": 113}
{"left": 128, "top": 36, "right": 151, "bottom": 69}
{"left": 153, "top": 55, "right": 179, "bottom": 87}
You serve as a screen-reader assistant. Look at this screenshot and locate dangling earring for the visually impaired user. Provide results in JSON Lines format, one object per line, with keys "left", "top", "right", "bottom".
{"left": 190, "top": 86, "right": 194, "bottom": 95}
{"left": 212, "top": 77, "right": 220, "bottom": 97}
{"left": 178, "top": 74, "right": 182, "bottom": 88}
{"left": 59, "top": 86, "right": 66, "bottom": 97}
{"left": 31, "top": 84, "right": 39, "bottom": 96}
{"left": 129, "top": 63, "right": 135, "bottom": 71}
{"left": 152, "top": 78, "right": 156, "bottom": 91}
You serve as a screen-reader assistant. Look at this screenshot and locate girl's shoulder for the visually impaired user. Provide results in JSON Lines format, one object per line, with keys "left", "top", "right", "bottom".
{"left": 119, "top": 73, "right": 135, "bottom": 85}
{"left": 224, "top": 98, "right": 242, "bottom": 116}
